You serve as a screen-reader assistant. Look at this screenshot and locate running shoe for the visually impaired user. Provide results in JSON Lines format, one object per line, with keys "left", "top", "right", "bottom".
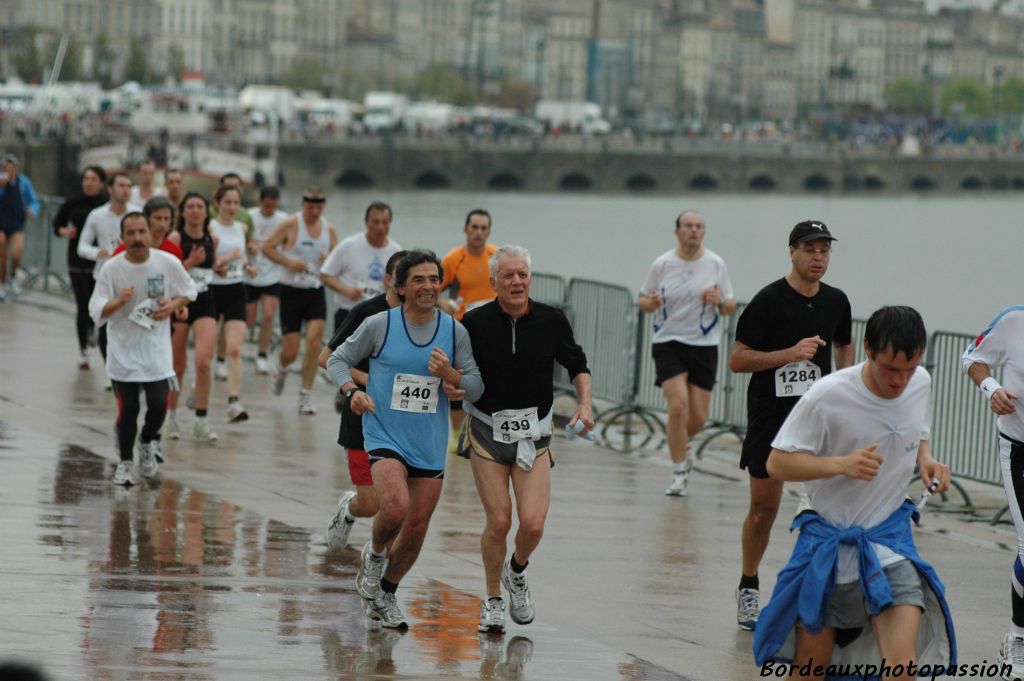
{"left": 166, "top": 413, "right": 181, "bottom": 440}
{"left": 736, "top": 587, "right": 759, "bottom": 631}
{"left": 9, "top": 278, "right": 22, "bottom": 297}
{"left": 139, "top": 442, "right": 160, "bottom": 478}
{"left": 1001, "top": 632, "right": 1024, "bottom": 681}
{"left": 365, "top": 591, "right": 407, "bottom": 629}
{"left": 192, "top": 418, "right": 218, "bottom": 443}
{"left": 112, "top": 460, "right": 135, "bottom": 486}
{"left": 478, "top": 597, "right": 506, "bottom": 634}
{"left": 227, "top": 401, "right": 249, "bottom": 422}
{"left": 498, "top": 636, "right": 534, "bottom": 679}
{"left": 78, "top": 353, "right": 90, "bottom": 370}
{"left": 665, "top": 458, "right": 693, "bottom": 496}
{"left": 356, "top": 541, "right": 387, "bottom": 600}
{"left": 326, "top": 490, "right": 357, "bottom": 549}
{"left": 215, "top": 360, "right": 228, "bottom": 381}
{"left": 502, "top": 560, "right": 535, "bottom": 625}
{"left": 298, "top": 391, "right": 316, "bottom": 415}
{"left": 271, "top": 361, "right": 287, "bottom": 396}
{"left": 255, "top": 356, "right": 271, "bottom": 375}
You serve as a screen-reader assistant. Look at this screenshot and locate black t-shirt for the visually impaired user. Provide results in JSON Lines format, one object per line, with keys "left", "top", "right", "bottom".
{"left": 52, "top": 193, "right": 108, "bottom": 270}
{"left": 462, "top": 299, "right": 590, "bottom": 417}
{"left": 735, "top": 277, "right": 852, "bottom": 416}
{"left": 328, "top": 293, "right": 390, "bottom": 449}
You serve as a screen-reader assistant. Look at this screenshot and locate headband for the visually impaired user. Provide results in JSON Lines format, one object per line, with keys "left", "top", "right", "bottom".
{"left": 302, "top": 195, "right": 326, "bottom": 204}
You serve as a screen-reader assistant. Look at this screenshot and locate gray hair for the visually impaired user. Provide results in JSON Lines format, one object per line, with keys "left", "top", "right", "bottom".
{"left": 489, "top": 244, "right": 532, "bottom": 277}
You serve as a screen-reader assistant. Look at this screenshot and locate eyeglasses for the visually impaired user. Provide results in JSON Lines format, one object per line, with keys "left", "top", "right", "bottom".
{"left": 798, "top": 246, "right": 832, "bottom": 256}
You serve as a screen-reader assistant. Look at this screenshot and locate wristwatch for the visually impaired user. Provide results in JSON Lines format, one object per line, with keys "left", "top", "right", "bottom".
{"left": 344, "top": 387, "right": 360, "bottom": 400}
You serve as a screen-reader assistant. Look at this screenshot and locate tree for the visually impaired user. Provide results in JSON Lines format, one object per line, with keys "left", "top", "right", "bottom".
{"left": 413, "top": 65, "right": 476, "bottom": 106}
{"left": 995, "top": 75, "right": 1024, "bottom": 115}
{"left": 939, "top": 77, "right": 991, "bottom": 117}
{"left": 11, "top": 30, "right": 43, "bottom": 83}
{"left": 495, "top": 77, "right": 536, "bottom": 112}
{"left": 123, "top": 38, "right": 153, "bottom": 84}
{"left": 279, "top": 59, "right": 327, "bottom": 91}
{"left": 884, "top": 77, "right": 930, "bottom": 114}
{"left": 61, "top": 37, "right": 83, "bottom": 82}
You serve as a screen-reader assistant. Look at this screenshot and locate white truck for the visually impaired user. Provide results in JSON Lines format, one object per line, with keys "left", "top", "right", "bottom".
{"left": 534, "top": 100, "right": 611, "bottom": 135}
{"left": 363, "top": 91, "right": 408, "bottom": 132}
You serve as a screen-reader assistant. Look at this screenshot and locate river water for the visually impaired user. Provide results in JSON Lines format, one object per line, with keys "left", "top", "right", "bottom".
{"left": 282, "top": 188, "right": 1021, "bottom": 336}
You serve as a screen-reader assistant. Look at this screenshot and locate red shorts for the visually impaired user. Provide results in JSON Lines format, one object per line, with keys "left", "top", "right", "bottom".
{"left": 347, "top": 448, "right": 373, "bottom": 486}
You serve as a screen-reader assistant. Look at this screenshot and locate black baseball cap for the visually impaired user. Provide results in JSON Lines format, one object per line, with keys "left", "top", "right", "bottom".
{"left": 789, "top": 220, "right": 836, "bottom": 246}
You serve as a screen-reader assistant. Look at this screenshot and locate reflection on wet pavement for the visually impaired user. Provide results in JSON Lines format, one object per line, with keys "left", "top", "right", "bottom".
{"left": 0, "top": 421, "right": 692, "bottom": 681}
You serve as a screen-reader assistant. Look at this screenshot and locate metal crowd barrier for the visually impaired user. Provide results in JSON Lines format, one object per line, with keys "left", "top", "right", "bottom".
{"left": 19, "top": 194, "right": 69, "bottom": 293}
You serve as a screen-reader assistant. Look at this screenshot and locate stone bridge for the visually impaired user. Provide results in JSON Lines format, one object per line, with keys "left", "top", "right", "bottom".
{"left": 280, "top": 140, "right": 1024, "bottom": 195}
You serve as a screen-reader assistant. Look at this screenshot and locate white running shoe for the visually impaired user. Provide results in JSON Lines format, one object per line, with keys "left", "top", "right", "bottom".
{"left": 9, "top": 278, "right": 22, "bottom": 297}
{"left": 255, "top": 356, "right": 271, "bottom": 375}
{"left": 665, "top": 458, "right": 693, "bottom": 496}
{"left": 112, "top": 460, "right": 135, "bottom": 486}
{"left": 326, "top": 490, "right": 357, "bottom": 549}
{"left": 1000, "top": 632, "right": 1024, "bottom": 681}
{"left": 365, "top": 591, "right": 407, "bottom": 629}
{"left": 356, "top": 541, "right": 388, "bottom": 600}
{"left": 78, "top": 353, "right": 90, "bottom": 370}
{"left": 736, "top": 588, "right": 759, "bottom": 631}
{"left": 502, "top": 560, "right": 535, "bottom": 625}
{"left": 215, "top": 360, "right": 228, "bottom": 381}
{"left": 192, "top": 418, "right": 218, "bottom": 443}
{"left": 478, "top": 598, "right": 506, "bottom": 634}
{"left": 166, "top": 413, "right": 181, "bottom": 440}
{"left": 138, "top": 442, "right": 159, "bottom": 478}
{"left": 227, "top": 401, "right": 249, "bottom": 422}
{"left": 298, "top": 391, "right": 317, "bottom": 415}
{"left": 271, "top": 361, "right": 287, "bottom": 396}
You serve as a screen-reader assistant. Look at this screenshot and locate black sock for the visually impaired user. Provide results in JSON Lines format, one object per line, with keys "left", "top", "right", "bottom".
{"left": 217, "top": 356, "right": 225, "bottom": 363}
{"left": 196, "top": 408, "right": 208, "bottom": 418}
{"left": 510, "top": 555, "right": 528, "bottom": 574}
{"left": 739, "top": 573, "right": 759, "bottom": 590}
{"left": 381, "top": 579, "right": 399, "bottom": 594}
{"left": 488, "top": 596, "right": 503, "bottom": 604}
{"left": 1014, "top": 586, "right": 1024, "bottom": 628}
{"left": 228, "top": 396, "right": 238, "bottom": 404}
{"left": 258, "top": 352, "right": 267, "bottom": 358}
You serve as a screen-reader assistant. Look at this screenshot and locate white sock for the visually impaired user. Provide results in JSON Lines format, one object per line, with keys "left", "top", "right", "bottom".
{"left": 369, "top": 545, "right": 386, "bottom": 559}
{"left": 344, "top": 510, "right": 356, "bottom": 523}
{"left": 674, "top": 462, "right": 688, "bottom": 474}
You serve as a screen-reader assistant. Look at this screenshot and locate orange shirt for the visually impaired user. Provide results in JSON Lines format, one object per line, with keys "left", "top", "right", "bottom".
{"left": 440, "top": 243, "right": 498, "bottom": 320}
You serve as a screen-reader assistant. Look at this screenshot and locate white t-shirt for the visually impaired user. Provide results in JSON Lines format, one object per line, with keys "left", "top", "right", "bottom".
{"left": 77, "top": 202, "right": 142, "bottom": 278}
{"left": 320, "top": 233, "right": 402, "bottom": 311}
{"left": 771, "top": 363, "right": 932, "bottom": 583}
{"left": 962, "top": 306, "right": 1024, "bottom": 441}
{"left": 129, "top": 185, "right": 164, "bottom": 207}
{"left": 210, "top": 219, "right": 248, "bottom": 285}
{"left": 88, "top": 250, "right": 198, "bottom": 382}
{"left": 246, "top": 208, "right": 288, "bottom": 287}
{"left": 640, "top": 248, "right": 734, "bottom": 346}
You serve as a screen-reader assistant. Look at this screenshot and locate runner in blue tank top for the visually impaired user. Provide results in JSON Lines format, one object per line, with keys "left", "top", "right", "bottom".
{"left": 327, "top": 249, "right": 483, "bottom": 629}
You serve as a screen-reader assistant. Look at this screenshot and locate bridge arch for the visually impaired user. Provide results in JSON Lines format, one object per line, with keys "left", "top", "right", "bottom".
{"left": 413, "top": 170, "right": 451, "bottom": 189}
{"left": 863, "top": 175, "right": 885, "bottom": 190}
{"left": 748, "top": 174, "right": 777, "bottom": 191}
{"left": 559, "top": 172, "right": 594, "bottom": 191}
{"left": 335, "top": 169, "right": 374, "bottom": 189}
{"left": 910, "top": 176, "right": 936, "bottom": 191}
{"left": 625, "top": 173, "right": 657, "bottom": 191}
{"left": 689, "top": 174, "right": 718, "bottom": 190}
{"left": 487, "top": 171, "right": 524, "bottom": 190}
{"left": 803, "top": 173, "right": 834, "bottom": 191}
{"left": 960, "top": 175, "right": 983, "bottom": 190}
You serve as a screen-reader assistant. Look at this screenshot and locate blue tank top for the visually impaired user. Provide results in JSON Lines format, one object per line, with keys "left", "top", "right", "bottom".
{"left": 363, "top": 307, "right": 456, "bottom": 471}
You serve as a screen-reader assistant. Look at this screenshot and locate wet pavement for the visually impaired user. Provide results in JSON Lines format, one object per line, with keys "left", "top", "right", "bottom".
{"left": 0, "top": 292, "right": 1017, "bottom": 680}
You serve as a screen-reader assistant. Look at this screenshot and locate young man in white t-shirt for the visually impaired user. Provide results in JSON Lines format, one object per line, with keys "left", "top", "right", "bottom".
{"left": 962, "top": 305, "right": 1024, "bottom": 678}
{"left": 758, "top": 306, "right": 953, "bottom": 680}
{"left": 88, "top": 212, "right": 196, "bottom": 486}
{"left": 638, "top": 210, "right": 735, "bottom": 495}
{"left": 245, "top": 186, "right": 287, "bottom": 374}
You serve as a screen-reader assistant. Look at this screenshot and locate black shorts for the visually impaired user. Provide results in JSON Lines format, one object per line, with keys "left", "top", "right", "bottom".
{"left": 246, "top": 283, "right": 280, "bottom": 302}
{"left": 280, "top": 285, "right": 327, "bottom": 334}
{"left": 177, "top": 290, "right": 217, "bottom": 325}
{"left": 739, "top": 400, "right": 794, "bottom": 479}
{"left": 458, "top": 415, "right": 553, "bottom": 467}
{"left": 1, "top": 222, "right": 25, "bottom": 236}
{"left": 212, "top": 283, "right": 247, "bottom": 322}
{"left": 652, "top": 341, "right": 717, "bottom": 391}
{"left": 369, "top": 448, "right": 444, "bottom": 479}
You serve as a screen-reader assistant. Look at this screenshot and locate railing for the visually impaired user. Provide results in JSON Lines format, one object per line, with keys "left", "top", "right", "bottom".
{"left": 15, "top": 215, "right": 1007, "bottom": 519}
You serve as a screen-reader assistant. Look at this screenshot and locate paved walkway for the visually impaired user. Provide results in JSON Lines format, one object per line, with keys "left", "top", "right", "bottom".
{"left": 0, "top": 291, "right": 1015, "bottom": 680}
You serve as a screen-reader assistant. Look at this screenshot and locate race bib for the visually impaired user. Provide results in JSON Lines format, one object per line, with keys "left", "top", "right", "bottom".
{"left": 390, "top": 373, "right": 441, "bottom": 413}
{"left": 226, "top": 260, "right": 246, "bottom": 279}
{"left": 358, "top": 278, "right": 385, "bottom": 299}
{"left": 492, "top": 407, "right": 540, "bottom": 443}
{"left": 190, "top": 268, "right": 213, "bottom": 293}
{"left": 129, "top": 298, "right": 159, "bottom": 330}
{"left": 774, "top": 360, "right": 820, "bottom": 397}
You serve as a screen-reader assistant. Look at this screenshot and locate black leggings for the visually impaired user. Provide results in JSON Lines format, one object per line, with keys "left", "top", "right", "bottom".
{"left": 69, "top": 270, "right": 95, "bottom": 353}
{"left": 112, "top": 379, "right": 170, "bottom": 462}
{"left": 98, "top": 325, "right": 107, "bottom": 362}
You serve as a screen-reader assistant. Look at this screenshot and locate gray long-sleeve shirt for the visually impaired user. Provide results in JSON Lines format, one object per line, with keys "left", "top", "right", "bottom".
{"left": 327, "top": 308, "right": 484, "bottom": 403}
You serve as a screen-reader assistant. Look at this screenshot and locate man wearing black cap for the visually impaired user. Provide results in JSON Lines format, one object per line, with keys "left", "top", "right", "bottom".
{"left": 728, "top": 219, "right": 854, "bottom": 632}
{"left": 0, "top": 153, "right": 40, "bottom": 301}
